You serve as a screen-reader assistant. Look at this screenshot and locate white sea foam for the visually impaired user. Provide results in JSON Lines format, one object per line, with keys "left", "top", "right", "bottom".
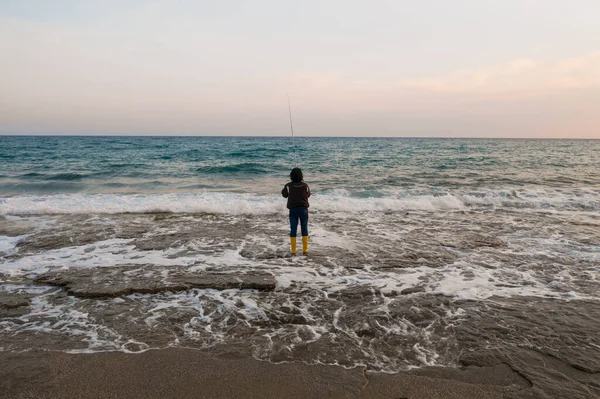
{"left": 2, "top": 228, "right": 596, "bottom": 301}
{"left": 0, "top": 237, "right": 248, "bottom": 277}
{"left": 0, "top": 284, "right": 52, "bottom": 295}
{"left": 2, "top": 188, "right": 598, "bottom": 216}
{"left": 0, "top": 235, "right": 27, "bottom": 254}
{"left": 0, "top": 192, "right": 463, "bottom": 215}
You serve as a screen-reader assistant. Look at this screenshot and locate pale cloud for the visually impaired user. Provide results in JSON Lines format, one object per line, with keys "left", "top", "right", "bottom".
{"left": 282, "top": 53, "right": 600, "bottom": 113}
{"left": 401, "top": 53, "right": 600, "bottom": 93}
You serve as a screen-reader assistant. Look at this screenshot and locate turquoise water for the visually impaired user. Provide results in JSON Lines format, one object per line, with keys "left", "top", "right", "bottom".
{"left": 0, "top": 136, "right": 599, "bottom": 214}
{"left": 1, "top": 136, "right": 599, "bottom": 194}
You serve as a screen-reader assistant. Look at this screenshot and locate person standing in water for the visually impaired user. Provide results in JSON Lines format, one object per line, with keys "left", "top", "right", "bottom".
{"left": 282, "top": 167, "right": 310, "bottom": 256}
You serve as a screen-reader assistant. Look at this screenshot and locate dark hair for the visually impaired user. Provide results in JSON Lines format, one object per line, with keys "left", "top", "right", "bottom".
{"left": 290, "top": 167, "right": 303, "bottom": 182}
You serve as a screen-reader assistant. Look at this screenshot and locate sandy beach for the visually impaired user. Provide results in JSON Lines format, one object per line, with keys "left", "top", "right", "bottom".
{"left": 0, "top": 347, "right": 544, "bottom": 399}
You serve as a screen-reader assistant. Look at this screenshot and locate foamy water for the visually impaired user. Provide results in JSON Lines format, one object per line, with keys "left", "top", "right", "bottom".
{"left": 1, "top": 187, "right": 598, "bottom": 216}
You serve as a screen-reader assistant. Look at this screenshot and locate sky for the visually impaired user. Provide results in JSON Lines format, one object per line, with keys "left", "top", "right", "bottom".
{"left": 0, "top": 0, "right": 599, "bottom": 138}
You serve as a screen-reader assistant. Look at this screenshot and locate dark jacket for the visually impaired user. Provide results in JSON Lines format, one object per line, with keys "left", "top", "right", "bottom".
{"left": 282, "top": 182, "right": 310, "bottom": 209}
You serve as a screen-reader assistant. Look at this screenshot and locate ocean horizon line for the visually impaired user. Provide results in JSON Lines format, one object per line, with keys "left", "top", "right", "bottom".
{"left": 0, "top": 134, "right": 598, "bottom": 140}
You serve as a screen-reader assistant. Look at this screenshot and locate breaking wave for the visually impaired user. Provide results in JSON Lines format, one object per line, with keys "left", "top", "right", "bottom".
{"left": 1, "top": 188, "right": 597, "bottom": 215}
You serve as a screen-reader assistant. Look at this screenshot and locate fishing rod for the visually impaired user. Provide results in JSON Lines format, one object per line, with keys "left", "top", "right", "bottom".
{"left": 287, "top": 93, "right": 297, "bottom": 167}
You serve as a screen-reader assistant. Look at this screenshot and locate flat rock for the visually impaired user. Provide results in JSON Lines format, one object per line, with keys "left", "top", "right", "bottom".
{"left": 335, "top": 286, "right": 382, "bottom": 299}
{"left": 371, "top": 248, "right": 457, "bottom": 269}
{"left": 459, "top": 348, "right": 600, "bottom": 399}
{"left": 400, "top": 286, "right": 426, "bottom": 295}
{"left": 0, "top": 294, "right": 32, "bottom": 317}
{"left": 33, "top": 266, "right": 276, "bottom": 298}
{"left": 17, "top": 230, "right": 114, "bottom": 253}
{"left": 0, "top": 221, "right": 36, "bottom": 237}
{"left": 0, "top": 295, "right": 30, "bottom": 309}
{"left": 170, "top": 274, "right": 276, "bottom": 291}
{"left": 239, "top": 248, "right": 291, "bottom": 260}
{"left": 440, "top": 233, "right": 506, "bottom": 250}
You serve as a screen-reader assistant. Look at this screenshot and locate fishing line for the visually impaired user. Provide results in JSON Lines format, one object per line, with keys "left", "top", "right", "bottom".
{"left": 287, "top": 93, "right": 297, "bottom": 166}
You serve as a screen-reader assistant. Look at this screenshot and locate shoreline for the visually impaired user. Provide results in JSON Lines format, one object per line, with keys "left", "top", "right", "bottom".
{"left": 1, "top": 348, "right": 521, "bottom": 399}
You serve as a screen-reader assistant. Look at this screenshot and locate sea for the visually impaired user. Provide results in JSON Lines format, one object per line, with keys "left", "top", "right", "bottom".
{"left": 1, "top": 136, "right": 599, "bottom": 381}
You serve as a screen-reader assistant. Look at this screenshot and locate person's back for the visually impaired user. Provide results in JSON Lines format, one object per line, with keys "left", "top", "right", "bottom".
{"left": 282, "top": 181, "right": 310, "bottom": 209}
{"left": 282, "top": 168, "right": 310, "bottom": 255}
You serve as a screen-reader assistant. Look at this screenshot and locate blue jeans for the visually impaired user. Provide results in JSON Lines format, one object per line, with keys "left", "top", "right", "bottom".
{"left": 289, "top": 208, "right": 308, "bottom": 237}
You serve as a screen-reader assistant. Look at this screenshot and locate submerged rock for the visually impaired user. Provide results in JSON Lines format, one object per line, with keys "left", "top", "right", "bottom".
{"left": 400, "top": 286, "right": 426, "bottom": 295}
{"left": 440, "top": 233, "right": 507, "bottom": 249}
{"left": 17, "top": 228, "right": 114, "bottom": 253}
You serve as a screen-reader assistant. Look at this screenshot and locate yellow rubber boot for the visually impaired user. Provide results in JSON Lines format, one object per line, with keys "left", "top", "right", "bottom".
{"left": 302, "top": 236, "right": 309, "bottom": 255}
{"left": 290, "top": 237, "right": 297, "bottom": 255}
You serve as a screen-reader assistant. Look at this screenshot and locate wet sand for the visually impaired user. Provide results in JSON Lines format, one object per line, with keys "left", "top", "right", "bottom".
{"left": 1, "top": 348, "right": 524, "bottom": 399}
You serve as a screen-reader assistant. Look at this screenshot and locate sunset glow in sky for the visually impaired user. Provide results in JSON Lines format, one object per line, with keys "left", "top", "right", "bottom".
{"left": 1, "top": 0, "right": 599, "bottom": 137}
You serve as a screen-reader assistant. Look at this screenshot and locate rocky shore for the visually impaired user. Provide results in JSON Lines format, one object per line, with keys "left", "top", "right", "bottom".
{"left": 1, "top": 210, "right": 599, "bottom": 398}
